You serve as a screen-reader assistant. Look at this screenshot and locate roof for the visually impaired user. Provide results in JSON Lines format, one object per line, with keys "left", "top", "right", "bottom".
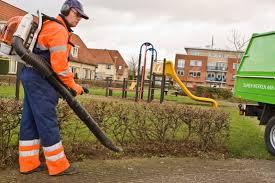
{"left": 0, "top": 0, "right": 27, "bottom": 21}
{"left": 107, "top": 50, "right": 128, "bottom": 75}
{"left": 69, "top": 34, "right": 96, "bottom": 66}
{"left": 88, "top": 49, "right": 114, "bottom": 65}
{"left": 185, "top": 47, "right": 244, "bottom": 53}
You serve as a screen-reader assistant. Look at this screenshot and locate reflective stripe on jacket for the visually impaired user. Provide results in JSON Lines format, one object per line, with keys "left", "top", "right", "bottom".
{"left": 34, "top": 15, "right": 77, "bottom": 89}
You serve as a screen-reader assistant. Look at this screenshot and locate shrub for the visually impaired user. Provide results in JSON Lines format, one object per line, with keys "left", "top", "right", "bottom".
{"left": 0, "top": 97, "right": 230, "bottom": 168}
{"left": 195, "top": 86, "right": 233, "bottom": 99}
{"left": 61, "top": 98, "right": 230, "bottom": 158}
{"left": 0, "top": 99, "right": 21, "bottom": 168}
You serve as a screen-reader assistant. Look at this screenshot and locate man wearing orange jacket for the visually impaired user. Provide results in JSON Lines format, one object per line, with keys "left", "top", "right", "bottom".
{"left": 19, "top": 0, "right": 89, "bottom": 176}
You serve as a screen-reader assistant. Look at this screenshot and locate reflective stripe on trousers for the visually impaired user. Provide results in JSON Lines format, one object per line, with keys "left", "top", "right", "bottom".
{"left": 19, "top": 139, "right": 40, "bottom": 173}
{"left": 43, "top": 141, "right": 69, "bottom": 175}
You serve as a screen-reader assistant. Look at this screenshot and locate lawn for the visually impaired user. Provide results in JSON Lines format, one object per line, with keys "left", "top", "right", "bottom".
{"left": 0, "top": 84, "right": 273, "bottom": 159}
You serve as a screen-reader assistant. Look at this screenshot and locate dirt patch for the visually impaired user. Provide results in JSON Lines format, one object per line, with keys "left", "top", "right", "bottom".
{"left": 1, "top": 157, "right": 275, "bottom": 183}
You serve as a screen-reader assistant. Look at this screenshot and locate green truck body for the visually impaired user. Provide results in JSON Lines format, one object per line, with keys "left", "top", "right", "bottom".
{"left": 235, "top": 31, "right": 275, "bottom": 104}
{"left": 235, "top": 31, "right": 275, "bottom": 156}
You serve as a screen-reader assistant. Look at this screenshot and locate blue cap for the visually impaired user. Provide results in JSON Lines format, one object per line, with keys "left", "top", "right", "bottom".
{"left": 63, "top": 0, "right": 89, "bottom": 20}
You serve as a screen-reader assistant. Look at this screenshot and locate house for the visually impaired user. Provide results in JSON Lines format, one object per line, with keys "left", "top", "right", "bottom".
{"left": 69, "top": 34, "right": 96, "bottom": 80}
{"left": 89, "top": 48, "right": 128, "bottom": 81}
{"left": 175, "top": 47, "right": 243, "bottom": 89}
{"left": 89, "top": 49, "right": 115, "bottom": 80}
{"left": 0, "top": 0, "right": 26, "bottom": 75}
{"left": 107, "top": 50, "right": 128, "bottom": 80}
{"left": 0, "top": 0, "right": 96, "bottom": 79}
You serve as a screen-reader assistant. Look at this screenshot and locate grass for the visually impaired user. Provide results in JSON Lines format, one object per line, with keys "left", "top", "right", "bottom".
{"left": 0, "top": 84, "right": 274, "bottom": 159}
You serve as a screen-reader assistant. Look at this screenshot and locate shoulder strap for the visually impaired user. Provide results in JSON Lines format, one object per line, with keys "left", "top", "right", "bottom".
{"left": 40, "top": 14, "right": 75, "bottom": 47}
{"left": 41, "top": 14, "right": 64, "bottom": 26}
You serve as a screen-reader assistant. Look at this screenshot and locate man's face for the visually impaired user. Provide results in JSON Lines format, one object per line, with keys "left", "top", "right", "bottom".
{"left": 66, "top": 8, "right": 82, "bottom": 27}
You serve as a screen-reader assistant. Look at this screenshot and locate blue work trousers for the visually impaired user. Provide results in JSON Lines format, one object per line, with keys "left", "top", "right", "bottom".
{"left": 20, "top": 67, "right": 61, "bottom": 147}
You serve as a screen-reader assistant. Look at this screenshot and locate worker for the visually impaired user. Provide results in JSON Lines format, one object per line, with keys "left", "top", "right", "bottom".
{"left": 19, "top": 0, "right": 89, "bottom": 176}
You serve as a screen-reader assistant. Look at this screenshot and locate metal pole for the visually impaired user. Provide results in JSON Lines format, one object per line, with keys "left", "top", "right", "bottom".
{"left": 15, "top": 62, "right": 23, "bottom": 101}
{"left": 109, "top": 79, "right": 113, "bottom": 96}
{"left": 122, "top": 78, "right": 126, "bottom": 98}
{"left": 105, "top": 77, "right": 109, "bottom": 97}
{"left": 151, "top": 73, "right": 156, "bottom": 101}
{"left": 135, "top": 52, "right": 142, "bottom": 102}
{"left": 125, "top": 79, "right": 128, "bottom": 98}
{"left": 140, "top": 46, "right": 147, "bottom": 100}
{"left": 147, "top": 48, "right": 157, "bottom": 103}
{"left": 135, "top": 42, "right": 153, "bottom": 102}
{"left": 160, "top": 59, "right": 166, "bottom": 103}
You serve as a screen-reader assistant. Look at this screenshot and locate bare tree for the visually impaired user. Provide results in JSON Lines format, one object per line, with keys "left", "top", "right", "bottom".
{"left": 127, "top": 56, "right": 138, "bottom": 80}
{"left": 227, "top": 29, "right": 250, "bottom": 63}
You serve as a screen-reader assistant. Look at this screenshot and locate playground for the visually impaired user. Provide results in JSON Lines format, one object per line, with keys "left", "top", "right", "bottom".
{"left": 104, "top": 42, "right": 218, "bottom": 107}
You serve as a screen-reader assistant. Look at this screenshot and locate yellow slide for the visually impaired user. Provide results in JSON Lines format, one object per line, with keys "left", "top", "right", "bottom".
{"left": 129, "top": 81, "right": 136, "bottom": 90}
{"left": 164, "top": 61, "right": 218, "bottom": 108}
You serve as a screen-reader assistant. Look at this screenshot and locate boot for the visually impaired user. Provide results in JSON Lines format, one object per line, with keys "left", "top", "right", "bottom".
{"left": 20, "top": 163, "right": 47, "bottom": 174}
{"left": 52, "top": 165, "right": 79, "bottom": 176}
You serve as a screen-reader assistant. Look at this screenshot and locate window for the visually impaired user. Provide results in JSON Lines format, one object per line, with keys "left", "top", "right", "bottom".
{"left": 190, "top": 60, "right": 202, "bottom": 67}
{"left": 71, "top": 67, "right": 77, "bottom": 73}
{"left": 106, "top": 65, "right": 111, "bottom": 69}
{"left": 207, "top": 62, "right": 216, "bottom": 67}
{"left": 233, "top": 63, "right": 239, "bottom": 70}
{"left": 209, "top": 53, "right": 224, "bottom": 58}
{"left": 177, "top": 69, "right": 184, "bottom": 76}
{"left": 71, "top": 46, "right": 79, "bottom": 58}
{"left": 189, "top": 71, "right": 201, "bottom": 78}
{"left": 8, "top": 60, "right": 17, "bottom": 74}
{"left": 95, "top": 64, "right": 98, "bottom": 69}
{"left": 0, "top": 23, "right": 5, "bottom": 30}
{"left": 216, "top": 62, "right": 227, "bottom": 70}
{"left": 118, "top": 66, "right": 122, "bottom": 70}
{"left": 191, "top": 50, "right": 200, "bottom": 56}
{"left": 177, "top": 59, "right": 185, "bottom": 68}
{"left": 84, "top": 69, "right": 90, "bottom": 79}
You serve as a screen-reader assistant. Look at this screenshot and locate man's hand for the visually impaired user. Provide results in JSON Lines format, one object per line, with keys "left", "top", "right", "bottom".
{"left": 71, "top": 84, "right": 84, "bottom": 96}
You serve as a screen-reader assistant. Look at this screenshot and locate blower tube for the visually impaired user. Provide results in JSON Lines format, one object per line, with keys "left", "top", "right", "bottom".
{"left": 12, "top": 36, "right": 122, "bottom": 152}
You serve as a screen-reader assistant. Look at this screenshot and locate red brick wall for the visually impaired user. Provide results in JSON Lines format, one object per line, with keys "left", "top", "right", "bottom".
{"left": 226, "top": 57, "right": 238, "bottom": 88}
{"left": 175, "top": 54, "right": 238, "bottom": 89}
{"left": 175, "top": 54, "right": 208, "bottom": 88}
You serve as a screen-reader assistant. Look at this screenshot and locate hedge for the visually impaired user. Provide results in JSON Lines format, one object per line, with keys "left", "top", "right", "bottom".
{"left": 0, "top": 97, "right": 230, "bottom": 168}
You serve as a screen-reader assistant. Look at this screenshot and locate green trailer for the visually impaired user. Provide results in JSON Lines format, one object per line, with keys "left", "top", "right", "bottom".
{"left": 235, "top": 31, "right": 275, "bottom": 155}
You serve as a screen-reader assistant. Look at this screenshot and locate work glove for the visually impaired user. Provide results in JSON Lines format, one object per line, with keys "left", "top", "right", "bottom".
{"left": 82, "top": 86, "right": 89, "bottom": 94}
{"left": 70, "top": 84, "right": 84, "bottom": 96}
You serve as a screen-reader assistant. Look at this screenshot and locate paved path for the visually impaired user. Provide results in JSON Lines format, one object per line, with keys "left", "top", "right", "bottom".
{"left": 1, "top": 158, "right": 275, "bottom": 183}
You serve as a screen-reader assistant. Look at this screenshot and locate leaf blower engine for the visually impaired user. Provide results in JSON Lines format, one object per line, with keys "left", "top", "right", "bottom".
{"left": 0, "top": 12, "right": 121, "bottom": 152}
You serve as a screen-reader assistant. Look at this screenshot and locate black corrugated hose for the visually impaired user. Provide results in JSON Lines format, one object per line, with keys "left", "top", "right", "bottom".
{"left": 12, "top": 36, "right": 122, "bottom": 152}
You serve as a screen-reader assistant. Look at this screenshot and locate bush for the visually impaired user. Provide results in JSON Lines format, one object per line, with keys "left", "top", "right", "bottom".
{"left": 60, "top": 98, "right": 230, "bottom": 159}
{"left": 195, "top": 86, "right": 233, "bottom": 99}
{"left": 0, "top": 99, "right": 21, "bottom": 168}
{"left": 0, "top": 97, "right": 230, "bottom": 168}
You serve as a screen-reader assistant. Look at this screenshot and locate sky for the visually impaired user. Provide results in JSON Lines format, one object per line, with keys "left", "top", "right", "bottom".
{"left": 3, "top": 0, "right": 275, "bottom": 63}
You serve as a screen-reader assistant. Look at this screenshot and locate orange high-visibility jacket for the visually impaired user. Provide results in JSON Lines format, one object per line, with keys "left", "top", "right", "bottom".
{"left": 34, "top": 15, "right": 77, "bottom": 90}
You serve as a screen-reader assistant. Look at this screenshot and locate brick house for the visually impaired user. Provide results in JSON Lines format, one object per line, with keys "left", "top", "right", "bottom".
{"left": 0, "top": 0, "right": 26, "bottom": 74}
{"left": 0, "top": 0, "right": 96, "bottom": 79}
{"left": 175, "top": 47, "right": 243, "bottom": 89}
{"left": 107, "top": 49, "right": 128, "bottom": 80}
{"left": 69, "top": 34, "right": 96, "bottom": 80}
{"left": 89, "top": 48, "right": 128, "bottom": 81}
